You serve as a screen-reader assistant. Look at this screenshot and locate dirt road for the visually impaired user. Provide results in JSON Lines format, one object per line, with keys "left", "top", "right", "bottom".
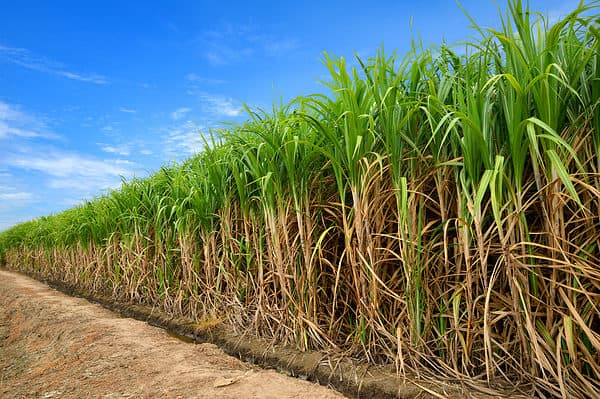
{"left": 0, "top": 270, "right": 345, "bottom": 398}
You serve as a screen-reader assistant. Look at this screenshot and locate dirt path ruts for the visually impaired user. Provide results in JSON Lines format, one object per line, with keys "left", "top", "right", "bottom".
{"left": 0, "top": 270, "right": 345, "bottom": 399}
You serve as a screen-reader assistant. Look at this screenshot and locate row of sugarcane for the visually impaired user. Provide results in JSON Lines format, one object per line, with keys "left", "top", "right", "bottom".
{"left": 1, "top": 1, "right": 599, "bottom": 397}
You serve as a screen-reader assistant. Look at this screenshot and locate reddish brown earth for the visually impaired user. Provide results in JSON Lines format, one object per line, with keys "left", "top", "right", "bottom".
{"left": 0, "top": 270, "right": 346, "bottom": 399}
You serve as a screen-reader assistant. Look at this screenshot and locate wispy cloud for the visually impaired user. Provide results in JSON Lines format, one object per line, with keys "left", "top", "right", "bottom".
{"left": 171, "top": 107, "right": 192, "bottom": 121}
{"left": 264, "top": 38, "right": 300, "bottom": 57}
{"left": 119, "top": 107, "right": 137, "bottom": 114}
{"left": 183, "top": 90, "right": 242, "bottom": 118}
{"left": 164, "top": 21, "right": 180, "bottom": 34}
{"left": 158, "top": 94, "right": 240, "bottom": 160}
{"left": 99, "top": 144, "right": 131, "bottom": 156}
{"left": 0, "top": 101, "right": 59, "bottom": 140}
{"left": 0, "top": 121, "right": 42, "bottom": 139}
{"left": 4, "top": 150, "right": 135, "bottom": 195}
{"left": 198, "top": 93, "right": 242, "bottom": 117}
{"left": 162, "top": 121, "right": 206, "bottom": 158}
{"left": 206, "top": 47, "right": 254, "bottom": 66}
{"left": 0, "top": 192, "right": 32, "bottom": 201}
{"left": 97, "top": 138, "right": 154, "bottom": 159}
{"left": 0, "top": 44, "right": 108, "bottom": 84}
{"left": 200, "top": 22, "right": 299, "bottom": 66}
{"left": 0, "top": 185, "right": 35, "bottom": 227}
{"left": 185, "top": 73, "right": 226, "bottom": 85}
{"left": 5, "top": 152, "right": 130, "bottom": 178}
{"left": 58, "top": 71, "right": 108, "bottom": 84}
{"left": 0, "top": 103, "right": 141, "bottom": 231}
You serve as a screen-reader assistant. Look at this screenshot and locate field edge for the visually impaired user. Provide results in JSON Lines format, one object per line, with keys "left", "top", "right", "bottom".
{"left": 1, "top": 267, "right": 523, "bottom": 399}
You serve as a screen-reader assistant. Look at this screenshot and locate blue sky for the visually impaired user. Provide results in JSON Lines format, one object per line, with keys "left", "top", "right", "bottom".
{"left": 0, "top": 0, "right": 582, "bottom": 230}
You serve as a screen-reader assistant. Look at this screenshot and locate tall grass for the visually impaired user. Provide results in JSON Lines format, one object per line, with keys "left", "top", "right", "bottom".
{"left": 1, "top": 1, "right": 599, "bottom": 397}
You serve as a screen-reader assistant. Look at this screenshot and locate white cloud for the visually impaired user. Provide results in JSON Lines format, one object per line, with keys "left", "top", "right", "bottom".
{"left": 0, "top": 44, "right": 108, "bottom": 84}
{"left": 98, "top": 139, "right": 152, "bottom": 158}
{"left": 185, "top": 73, "right": 226, "bottom": 85}
{"left": 184, "top": 89, "right": 242, "bottom": 118}
{"left": 114, "top": 159, "right": 136, "bottom": 165}
{"left": 3, "top": 150, "right": 136, "bottom": 198}
{"left": 6, "top": 152, "right": 130, "bottom": 178}
{"left": 99, "top": 144, "right": 130, "bottom": 156}
{"left": 0, "top": 121, "right": 41, "bottom": 139}
{"left": 206, "top": 47, "right": 254, "bottom": 66}
{"left": 263, "top": 38, "right": 300, "bottom": 56}
{"left": 162, "top": 121, "right": 206, "bottom": 158}
{"left": 0, "top": 101, "right": 27, "bottom": 120}
{"left": 0, "top": 192, "right": 32, "bottom": 201}
{"left": 119, "top": 107, "right": 137, "bottom": 114}
{"left": 46, "top": 177, "right": 121, "bottom": 191}
{"left": 199, "top": 93, "right": 242, "bottom": 117}
{"left": 0, "top": 102, "right": 141, "bottom": 230}
{"left": 59, "top": 71, "right": 107, "bottom": 84}
{"left": 165, "top": 21, "right": 180, "bottom": 34}
{"left": 0, "top": 101, "right": 59, "bottom": 140}
{"left": 171, "top": 107, "right": 192, "bottom": 120}
{"left": 200, "top": 22, "right": 299, "bottom": 66}
{"left": 0, "top": 185, "right": 35, "bottom": 218}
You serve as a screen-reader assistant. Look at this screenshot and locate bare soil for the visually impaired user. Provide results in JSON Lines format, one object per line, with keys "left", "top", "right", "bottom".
{"left": 0, "top": 270, "right": 346, "bottom": 399}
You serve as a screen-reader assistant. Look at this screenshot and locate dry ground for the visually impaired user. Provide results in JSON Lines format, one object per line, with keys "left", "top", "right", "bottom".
{"left": 0, "top": 270, "right": 345, "bottom": 399}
